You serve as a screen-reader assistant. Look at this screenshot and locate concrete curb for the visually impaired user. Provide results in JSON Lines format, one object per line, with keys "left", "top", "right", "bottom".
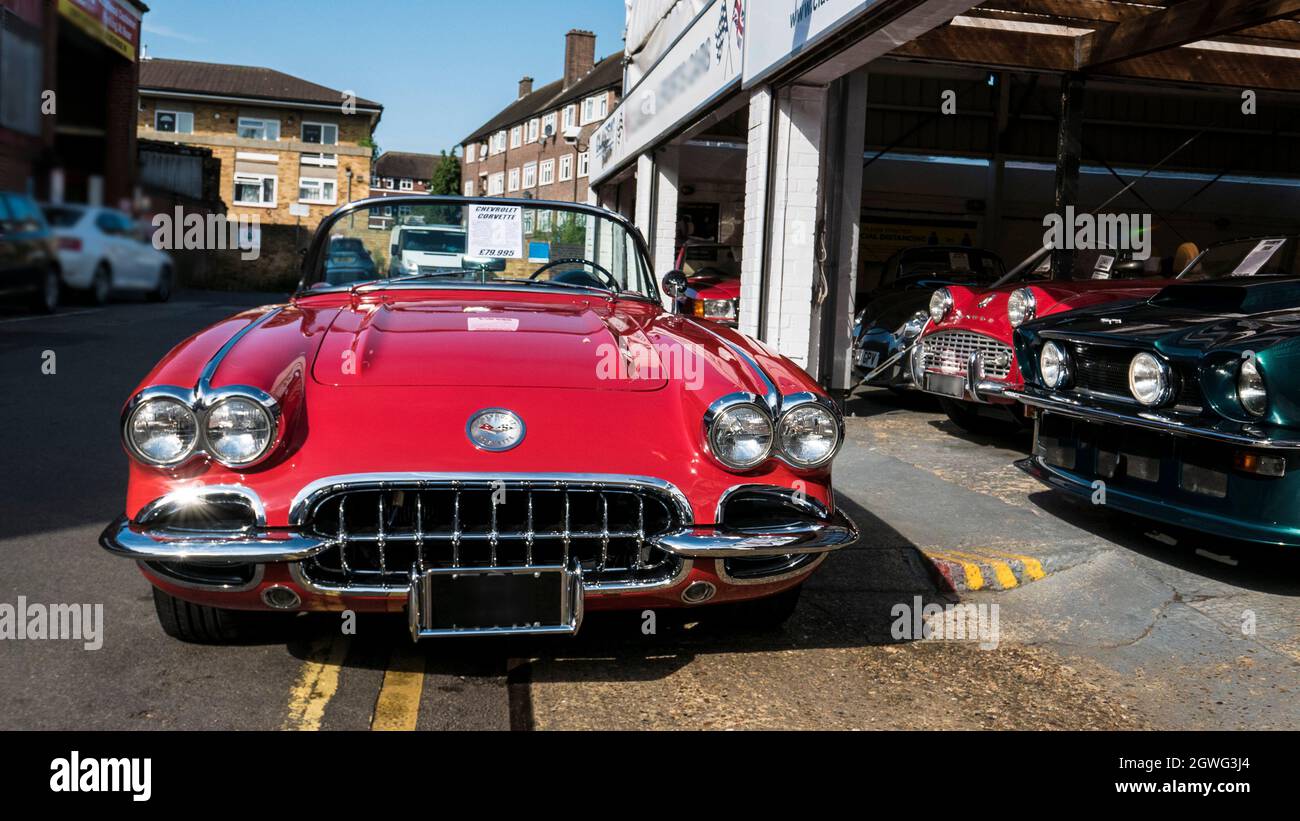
{"left": 920, "top": 546, "right": 1047, "bottom": 592}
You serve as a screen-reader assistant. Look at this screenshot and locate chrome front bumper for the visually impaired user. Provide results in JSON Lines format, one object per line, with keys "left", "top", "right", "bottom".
{"left": 100, "top": 508, "right": 859, "bottom": 565}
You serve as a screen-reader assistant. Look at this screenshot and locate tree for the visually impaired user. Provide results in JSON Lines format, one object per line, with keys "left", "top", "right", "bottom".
{"left": 430, "top": 150, "right": 462, "bottom": 195}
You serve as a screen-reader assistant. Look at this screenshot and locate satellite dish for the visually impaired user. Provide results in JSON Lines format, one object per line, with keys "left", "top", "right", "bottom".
{"left": 543, "top": 123, "right": 555, "bottom": 138}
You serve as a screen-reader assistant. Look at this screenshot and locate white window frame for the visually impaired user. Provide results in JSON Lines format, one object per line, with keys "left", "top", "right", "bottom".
{"left": 559, "top": 154, "right": 573, "bottom": 182}
{"left": 577, "top": 152, "right": 590, "bottom": 178}
{"left": 491, "top": 130, "right": 507, "bottom": 154}
{"left": 300, "top": 121, "right": 339, "bottom": 166}
{"left": 233, "top": 172, "right": 277, "bottom": 207}
{"left": 508, "top": 167, "right": 520, "bottom": 192}
{"left": 539, "top": 159, "right": 555, "bottom": 186}
{"left": 526, "top": 118, "right": 539, "bottom": 143}
{"left": 488, "top": 172, "right": 505, "bottom": 195}
{"left": 383, "top": 177, "right": 394, "bottom": 189}
{"left": 155, "top": 109, "right": 193, "bottom": 134}
{"left": 464, "top": 179, "right": 475, "bottom": 196}
{"left": 541, "top": 112, "right": 557, "bottom": 139}
{"left": 563, "top": 105, "right": 576, "bottom": 129}
{"left": 510, "top": 125, "right": 522, "bottom": 148}
{"left": 237, "top": 116, "right": 280, "bottom": 141}
{"left": 522, "top": 162, "right": 537, "bottom": 189}
{"left": 399, "top": 178, "right": 414, "bottom": 191}
{"left": 581, "top": 93, "right": 608, "bottom": 125}
{"left": 478, "top": 143, "right": 487, "bottom": 160}
{"left": 298, "top": 176, "right": 337, "bottom": 205}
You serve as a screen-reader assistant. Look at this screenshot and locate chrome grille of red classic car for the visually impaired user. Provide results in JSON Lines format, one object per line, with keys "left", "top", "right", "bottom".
{"left": 920, "top": 331, "right": 1014, "bottom": 379}
{"left": 299, "top": 481, "right": 683, "bottom": 590}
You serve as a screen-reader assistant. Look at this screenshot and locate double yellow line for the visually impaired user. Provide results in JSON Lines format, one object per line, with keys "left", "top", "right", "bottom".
{"left": 282, "top": 637, "right": 428, "bottom": 731}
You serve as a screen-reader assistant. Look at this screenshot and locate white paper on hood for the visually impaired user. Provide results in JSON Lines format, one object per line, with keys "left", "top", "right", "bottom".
{"left": 1231, "top": 238, "right": 1286, "bottom": 276}
{"left": 467, "top": 204, "right": 523, "bottom": 259}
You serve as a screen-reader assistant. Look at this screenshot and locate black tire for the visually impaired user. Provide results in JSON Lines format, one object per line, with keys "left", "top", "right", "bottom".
{"left": 939, "top": 398, "right": 1018, "bottom": 436}
{"left": 152, "top": 587, "right": 246, "bottom": 644}
{"left": 89, "top": 263, "right": 111, "bottom": 306}
{"left": 719, "top": 584, "right": 803, "bottom": 631}
{"left": 34, "top": 267, "right": 59, "bottom": 314}
{"left": 148, "top": 266, "right": 173, "bottom": 302}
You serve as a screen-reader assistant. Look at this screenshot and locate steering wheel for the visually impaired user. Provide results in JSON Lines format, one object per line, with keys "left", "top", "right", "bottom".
{"left": 529, "top": 258, "right": 620, "bottom": 290}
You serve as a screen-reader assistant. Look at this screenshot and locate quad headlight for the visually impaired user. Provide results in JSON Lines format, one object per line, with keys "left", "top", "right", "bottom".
{"left": 1039, "top": 342, "right": 1070, "bottom": 389}
{"left": 1238, "top": 357, "right": 1268, "bottom": 418}
{"left": 125, "top": 397, "right": 199, "bottom": 467}
{"left": 1128, "top": 352, "right": 1171, "bottom": 407}
{"left": 204, "top": 396, "right": 276, "bottom": 466}
{"left": 777, "top": 403, "right": 841, "bottom": 468}
{"left": 929, "top": 288, "right": 954, "bottom": 323}
{"left": 706, "top": 402, "right": 774, "bottom": 470}
{"left": 1008, "top": 288, "right": 1037, "bottom": 328}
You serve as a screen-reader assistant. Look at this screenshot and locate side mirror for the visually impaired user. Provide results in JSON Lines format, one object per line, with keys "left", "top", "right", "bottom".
{"left": 662, "top": 270, "right": 688, "bottom": 304}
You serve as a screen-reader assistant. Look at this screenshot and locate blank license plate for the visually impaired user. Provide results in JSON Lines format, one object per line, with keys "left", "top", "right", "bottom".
{"left": 925, "top": 373, "right": 966, "bottom": 399}
{"left": 409, "top": 565, "right": 580, "bottom": 638}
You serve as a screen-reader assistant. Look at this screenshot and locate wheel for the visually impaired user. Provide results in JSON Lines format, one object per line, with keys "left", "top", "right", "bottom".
{"left": 148, "top": 266, "right": 173, "bottom": 302}
{"left": 34, "top": 267, "right": 59, "bottom": 313}
{"left": 89, "top": 263, "right": 111, "bottom": 306}
{"left": 152, "top": 587, "right": 246, "bottom": 644}
{"left": 939, "top": 398, "right": 1018, "bottom": 436}
{"left": 718, "top": 584, "right": 803, "bottom": 631}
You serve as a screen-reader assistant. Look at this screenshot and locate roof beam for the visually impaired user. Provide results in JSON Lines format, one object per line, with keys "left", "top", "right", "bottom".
{"left": 1077, "top": 0, "right": 1300, "bottom": 69}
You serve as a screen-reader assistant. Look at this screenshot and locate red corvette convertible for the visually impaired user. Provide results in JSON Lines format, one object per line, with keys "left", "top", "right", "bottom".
{"left": 912, "top": 248, "right": 1175, "bottom": 432}
{"left": 101, "top": 197, "right": 856, "bottom": 642}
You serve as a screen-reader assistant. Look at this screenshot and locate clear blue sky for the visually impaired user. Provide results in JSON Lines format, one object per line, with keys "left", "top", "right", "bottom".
{"left": 142, "top": 0, "right": 627, "bottom": 156}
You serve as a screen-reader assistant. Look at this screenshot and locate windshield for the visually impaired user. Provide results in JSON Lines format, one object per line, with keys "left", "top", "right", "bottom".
{"left": 303, "top": 198, "right": 657, "bottom": 300}
{"left": 887, "top": 248, "right": 1004, "bottom": 283}
{"left": 1177, "top": 238, "right": 1300, "bottom": 281}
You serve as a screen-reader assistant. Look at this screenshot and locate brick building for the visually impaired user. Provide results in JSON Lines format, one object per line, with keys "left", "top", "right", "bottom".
{"left": 137, "top": 58, "right": 383, "bottom": 229}
{"left": 368, "top": 150, "right": 437, "bottom": 229}
{"left": 0, "top": 0, "right": 147, "bottom": 207}
{"left": 461, "top": 30, "right": 621, "bottom": 204}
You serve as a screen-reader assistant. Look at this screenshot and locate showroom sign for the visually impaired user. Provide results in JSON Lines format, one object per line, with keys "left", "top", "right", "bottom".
{"left": 57, "top": 0, "right": 143, "bottom": 62}
{"left": 742, "top": 0, "right": 881, "bottom": 87}
{"left": 589, "top": 0, "right": 746, "bottom": 185}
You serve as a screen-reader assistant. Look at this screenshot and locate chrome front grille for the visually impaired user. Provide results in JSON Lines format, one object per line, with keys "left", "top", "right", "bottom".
{"left": 920, "top": 331, "right": 1014, "bottom": 379}
{"left": 299, "top": 480, "right": 684, "bottom": 590}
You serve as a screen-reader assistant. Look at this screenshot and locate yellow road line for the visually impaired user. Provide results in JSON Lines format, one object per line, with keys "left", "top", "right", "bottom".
{"left": 371, "top": 646, "right": 427, "bottom": 731}
{"left": 945, "top": 549, "right": 1019, "bottom": 589}
{"left": 925, "top": 550, "right": 985, "bottom": 590}
{"left": 981, "top": 547, "right": 1046, "bottom": 581}
{"left": 283, "top": 637, "right": 349, "bottom": 731}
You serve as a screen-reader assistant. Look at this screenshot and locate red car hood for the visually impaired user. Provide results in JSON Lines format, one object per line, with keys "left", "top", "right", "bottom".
{"left": 312, "top": 292, "right": 670, "bottom": 391}
{"left": 688, "top": 275, "right": 741, "bottom": 301}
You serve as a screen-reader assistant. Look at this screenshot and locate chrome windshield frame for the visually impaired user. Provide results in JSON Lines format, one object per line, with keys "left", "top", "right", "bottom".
{"left": 296, "top": 194, "right": 659, "bottom": 303}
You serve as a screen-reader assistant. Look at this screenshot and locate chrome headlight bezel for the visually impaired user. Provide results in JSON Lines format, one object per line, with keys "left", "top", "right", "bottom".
{"left": 703, "top": 394, "right": 775, "bottom": 471}
{"left": 202, "top": 393, "right": 280, "bottom": 467}
{"left": 775, "top": 394, "right": 844, "bottom": 469}
{"left": 1039, "top": 341, "right": 1071, "bottom": 389}
{"left": 1128, "top": 352, "right": 1173, "bottom": 407}
{"left": 1008, "top": 288, "right": 1037, "bottom": 328}
{"left": 123, "top": 388, "right": 200, "bottom": 468}
{"left": 929, "top": 288, "right": 953, "bottom": 324}
{"left": 1238, "top": 357, "right": 1268, "bottom": 418}
{"left": 122, "top": 385, "right": 283, "bottom": 470}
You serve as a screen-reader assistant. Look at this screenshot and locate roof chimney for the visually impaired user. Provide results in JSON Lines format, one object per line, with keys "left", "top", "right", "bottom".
{"left": 564, "top": 29, "right": 596, "bottom": 89}
{"left": 518, "top": 76, "right": 534, "bottom": 98}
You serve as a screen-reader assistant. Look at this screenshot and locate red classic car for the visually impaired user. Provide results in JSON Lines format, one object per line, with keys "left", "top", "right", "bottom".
{"left": 672, "top": 242, "right": 742, "bottom": 326}
{"left": 101, "top": 196, "right": 856, "bottom": 643}
{"left": 912, "top": 248, "right": 1175, "bottom": 432}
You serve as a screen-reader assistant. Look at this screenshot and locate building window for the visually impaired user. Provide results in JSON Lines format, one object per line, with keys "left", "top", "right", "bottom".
{"left": 233, "top": 173, "right": 277, "bottom": 206}
{"left": 581, "top": 93, "right": 608, "bottom": 124}
{"left": 301, "top": 121, "right": 338, "bottom": 166}
{"left": 563, "top": 105, "right": 576, "bottom": 130}
{"left": 559, "top": 154, "right": 573, "bottom": 182}
{"left": 541, "top": 112, "right": 557, "bottom": 139}
{"left": 370, "top": 175, "right": 379, "bottom": 187}
{"left": 0, "top": 11, "right": 41, "bottom": 136}
{"left": 464, "top": 179, "right": 475, "bottom": 196}
{"left": 522, "top": 162, "right": 537, "bottom": 190}
{"left": 510, "top": 125, "right": 522, "bottom": 148}
{"left": 155, "top": 110, "right": 194, "bottom": 134}
{"left": 298, "top": 177, "right": 337, "bottom": 204}
{"left": 463, "top": 143, "right": 475, "bottom": 162}
{"left": 479, "top": 143, "right": 487, "bottom": 160}
{"left": 527, "top": 118, "right": 539, "bottom": 143}
{"left": 508, "top": 167, "right": 520, "bottom": 192}
{"left": 539, "top": 159, "right": 555, "bottom": 186}
{"left": 577, "top": 152, "right": 590, "bottom": 178}
{"left": 399, "top": 178, "right": 414, "bottom": 191}
{"left": 488, "top": 172, "right": 505, "bottom": 195}
{"left": 237, "top": 117, "right": 280, "bottom": 141}
{"left": 491, "top": 130, "right": 507, "bottom": 154}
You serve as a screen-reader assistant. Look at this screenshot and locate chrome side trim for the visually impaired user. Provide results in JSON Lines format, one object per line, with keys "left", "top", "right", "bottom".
{"left": 654, "top": 508, "right": 858, "bottom": 557}
{"left": 714, "top": 553, "right": 825, "bottom": 586}
{"left": 197, "top": 306, "right": 284, "bottom": 394}
{"left": 134, "top": 484, "right": 268, "bottom": 528}
{"left": 100, "top": 515, "right": 332, "bottom": 563}
{"left": 1009, "top": 388, "right": 1300, "bottom": 449}
{"left": 288, "top": 472, "right": 695, "bottom": 528}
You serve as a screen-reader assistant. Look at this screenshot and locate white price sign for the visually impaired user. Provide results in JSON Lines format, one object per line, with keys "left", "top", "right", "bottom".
{"left": 467, "top": 204, "right": 523, "bottom": 259}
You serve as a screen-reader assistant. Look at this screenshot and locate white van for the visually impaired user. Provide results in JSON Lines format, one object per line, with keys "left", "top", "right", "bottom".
{"left": 388, "top": 224, "right": 506, "bottom": 277}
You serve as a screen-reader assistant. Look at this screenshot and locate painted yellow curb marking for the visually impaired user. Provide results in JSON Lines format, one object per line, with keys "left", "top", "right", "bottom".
{"left": 371, "top": 646, "right": 428, "bottom": 731}
{"left": 981, "top": 547, "right": 1046, "bottom": 581}
{"left": 283, "top": 637, "right": 348, "bottom": 731}
{"left": 945, "top": 549, "right": 1020, "bottom": 589}
{"left": 925, "top": 550, "right": 985, "bottom": 590}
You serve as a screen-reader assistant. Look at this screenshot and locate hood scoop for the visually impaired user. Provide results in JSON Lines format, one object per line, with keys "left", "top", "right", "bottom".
{"left": 1151, "top": 279, "right": 1300, "bottom": 315}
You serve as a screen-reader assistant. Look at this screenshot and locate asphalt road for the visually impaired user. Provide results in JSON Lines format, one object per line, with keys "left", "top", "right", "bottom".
{"left": 0, "top": 292, "right": 1295, "bottom": 730}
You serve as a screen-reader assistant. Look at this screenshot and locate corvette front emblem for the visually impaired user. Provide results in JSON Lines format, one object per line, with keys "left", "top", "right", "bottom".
{"left": 467, "top": 409, "right": 526, "bottom": 452}
{"left": 978, "top": 296, "right": 995, "bottom": 309}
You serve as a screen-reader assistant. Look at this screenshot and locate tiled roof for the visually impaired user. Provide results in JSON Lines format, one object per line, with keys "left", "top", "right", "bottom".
{"left": 374, "top": 151, "right": 439, "bottom": 180}
{"left": 139, "top": 58, "right": 382, "bottom": 111}
{"left": 462, "top": 51, "right": 623, "bottom": 144}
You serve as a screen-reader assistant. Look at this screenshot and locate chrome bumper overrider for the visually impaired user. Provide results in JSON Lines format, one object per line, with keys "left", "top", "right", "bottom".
{"left": 100, "top": 509, "right": 859, "bottom": 565}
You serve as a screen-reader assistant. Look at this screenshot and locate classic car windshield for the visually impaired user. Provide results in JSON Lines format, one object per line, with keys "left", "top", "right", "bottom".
{"left": 1177, "top": 238, "right": 1300, "bottom": 281}
{"left": 303, "top": 198, "right": 657, "bottom": 299}
{"left": 885, "top": 247, "right": 1004, "bottom": 284}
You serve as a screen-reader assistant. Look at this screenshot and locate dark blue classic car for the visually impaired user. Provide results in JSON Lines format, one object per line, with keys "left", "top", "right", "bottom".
{"left": 1010, "top": 236, "right": 1300, "bottom": 547}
